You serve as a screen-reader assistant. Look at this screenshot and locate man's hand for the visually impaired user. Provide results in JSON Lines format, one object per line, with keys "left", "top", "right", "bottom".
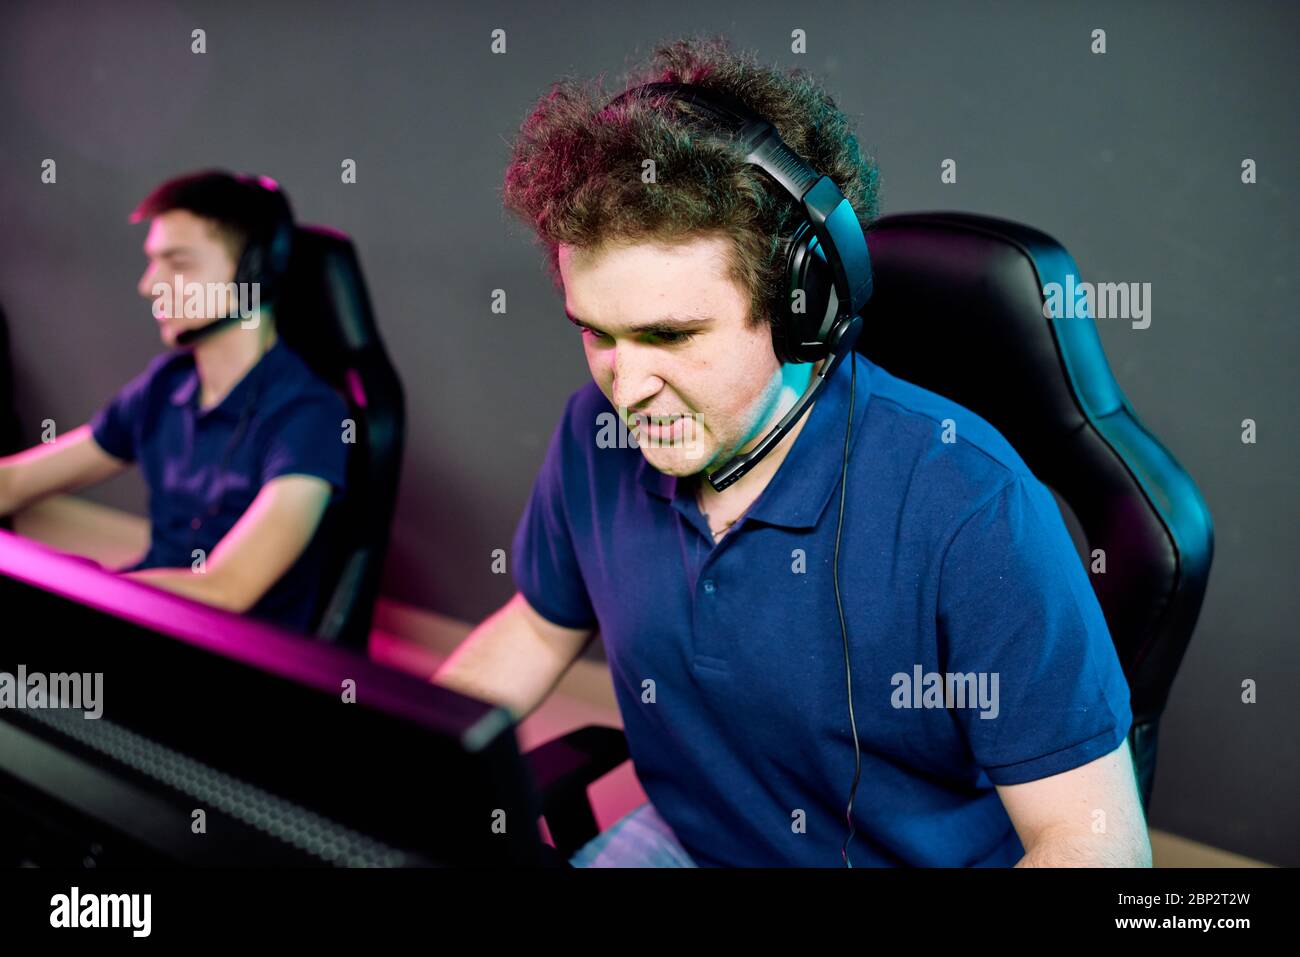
{"left": 997, "top": 738, "right": 1152, "bottom": 867}
{"left": 123, "top": 474, "right": 333, "bottom": 614}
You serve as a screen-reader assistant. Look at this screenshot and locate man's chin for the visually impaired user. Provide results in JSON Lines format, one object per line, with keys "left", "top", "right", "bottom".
{"left": 159, "top": 321, "right": 201, "bottom": 349}
{"left": 638, "top": 443, "right": 718, "bottom": 477}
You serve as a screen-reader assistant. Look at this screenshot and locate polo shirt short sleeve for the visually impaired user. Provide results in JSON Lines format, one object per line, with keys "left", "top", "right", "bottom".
{"left": 938, "top": 475, "right": 1133, "bottom": 785}
{"left": 510, "top": 391, "right": 598, "bottom": 630}
{"left": 256, "top": 394, "right": 350, "bottom": 491}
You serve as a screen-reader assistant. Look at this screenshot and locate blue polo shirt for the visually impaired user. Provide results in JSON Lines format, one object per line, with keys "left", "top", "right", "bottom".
{"left": 512, "top": 350, "right": 1133, "bottom": 867}
{"left": 89, "top": 339, "right": 350, "bottom": 633}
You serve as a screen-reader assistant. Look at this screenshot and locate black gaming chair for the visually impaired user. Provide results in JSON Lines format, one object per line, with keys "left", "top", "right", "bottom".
{"left": 273, "top": 226, "right": 405, "bottom": 653}
{"left": 526, "top": 212, "right": 1215, "bottom": 859}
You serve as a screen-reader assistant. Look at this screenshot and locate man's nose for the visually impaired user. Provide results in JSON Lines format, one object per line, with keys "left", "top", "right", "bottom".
{"left": 137, "top": 264, "right": 157, "bottom": 299}
{"left": 610, "top": 345, "right": 664, "bottom": 414}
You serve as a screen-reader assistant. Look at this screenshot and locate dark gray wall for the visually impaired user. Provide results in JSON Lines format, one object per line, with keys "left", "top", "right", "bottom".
{"left": 1, "top": 0, "right": 1295, "bottom": 864}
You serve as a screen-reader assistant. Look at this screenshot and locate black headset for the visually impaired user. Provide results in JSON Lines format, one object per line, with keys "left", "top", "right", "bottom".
{"left": 601, "top": 82, "right": 874, "bottom": 866}
{"left": 174, "top": 174, "right": 296, "bottom": 348}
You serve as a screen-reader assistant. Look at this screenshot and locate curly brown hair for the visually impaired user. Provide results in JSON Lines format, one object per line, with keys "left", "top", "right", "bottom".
{"left": 500, "top": 34, "right": 882, "bottom": 331}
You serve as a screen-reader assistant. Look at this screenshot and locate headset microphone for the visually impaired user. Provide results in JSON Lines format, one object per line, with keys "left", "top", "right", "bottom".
{"left": 174, "top": 312, "right": 246, "bottom": 348}
{"left": 705, "top": 311, "right": 862, "bottom": 492}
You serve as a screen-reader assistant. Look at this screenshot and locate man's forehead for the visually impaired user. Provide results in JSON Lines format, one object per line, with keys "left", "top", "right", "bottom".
{"left": 143, "top": 211, "right": 215, "bottom": 252}
{"left": 558, "top": 236, "right": 736, "bottom": 303}
{"left": 560, "top": 238, "right": 746, "bottom": 331}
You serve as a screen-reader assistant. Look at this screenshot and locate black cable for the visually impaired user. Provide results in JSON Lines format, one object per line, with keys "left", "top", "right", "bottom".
{"left": 836, "top": 352, "right": 860, "bottom": 867}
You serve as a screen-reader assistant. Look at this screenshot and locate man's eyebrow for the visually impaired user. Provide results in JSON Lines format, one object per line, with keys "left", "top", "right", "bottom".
{"left": 145, "top": 246, "right": 194, "bottom": 259}
{"left": 564, "top": 310, "right": 714, "bottom": 335}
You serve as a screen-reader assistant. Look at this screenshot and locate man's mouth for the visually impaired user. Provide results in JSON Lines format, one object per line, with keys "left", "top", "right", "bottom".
{"left": 631, "top": 413, "right": 684, "bottom": 428}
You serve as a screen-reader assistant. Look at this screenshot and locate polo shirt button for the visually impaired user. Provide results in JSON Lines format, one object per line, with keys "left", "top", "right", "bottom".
{"left": 702, "top": 579, "right": 716, "bottom": 594}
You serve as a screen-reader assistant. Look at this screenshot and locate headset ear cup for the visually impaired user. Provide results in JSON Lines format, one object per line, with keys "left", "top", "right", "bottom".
{"left": 265, "top": 189, "right": 295, "bottom": 302}
{"left": 262, "top": 222, "right": 294, "bottom": 304}
{"left": 773, "top": 224, "right": 811, "bottom": 364}
{"left": 271, "top": 222, "right": 293, "bottom": 277}
{"left": 782, "top": 222, "right": 835, "bottom": 363}
{"left": 233, "top": 175, "right": 295, "bottom": 306}
{"left": 246, "top": 247, "right": 264, "bottom": 286}
{"left": 232, "top": 245, "right": 258, "bottom": 309}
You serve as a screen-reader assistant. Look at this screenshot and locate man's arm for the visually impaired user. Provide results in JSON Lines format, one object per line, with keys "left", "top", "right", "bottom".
{"left": 0, "top": 424, "right": 130, "bottom": 516}
{"left": 123, "top": 474, "right": 332, "bottom": 613}
{"left": 997, "top": 738, "right": 1152, "bottom": 867}
{"left": 433, "top": 592, "right": 596, "bottom": 722}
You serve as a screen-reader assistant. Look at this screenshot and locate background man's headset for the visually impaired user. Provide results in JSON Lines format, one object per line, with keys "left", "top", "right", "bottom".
{"left": 602, "top": 82, "right": 875, "bottom": 866}
{"left": 169, "top": 175, "right": 296, "bottom": 553}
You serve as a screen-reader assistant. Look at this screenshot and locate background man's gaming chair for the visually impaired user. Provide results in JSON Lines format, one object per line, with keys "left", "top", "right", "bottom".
{"left": 525, "top": 211, "right": 1215, "bottom": 860}
{"left": 273, "top": 226, "right": 406, "bottom": 653}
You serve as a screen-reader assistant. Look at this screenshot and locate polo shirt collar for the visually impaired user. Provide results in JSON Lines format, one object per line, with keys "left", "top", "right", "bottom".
{"left": 169, "top": 338, "right": 288, "bottom": 417}
{"left": 636, "top": 350, "right": 871, "bottom": 530}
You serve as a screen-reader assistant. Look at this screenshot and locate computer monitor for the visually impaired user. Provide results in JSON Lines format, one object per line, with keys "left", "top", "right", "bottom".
{"left": 0, "top": 529, "right": 546, "bottom": 867}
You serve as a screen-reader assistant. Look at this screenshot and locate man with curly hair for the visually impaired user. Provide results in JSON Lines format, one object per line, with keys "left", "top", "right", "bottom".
{"left": 435, "top": 37, "right": 1149, "bottom": 868}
